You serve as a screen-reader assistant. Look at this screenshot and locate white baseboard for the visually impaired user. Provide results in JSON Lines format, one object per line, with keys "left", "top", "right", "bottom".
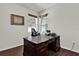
{"left": 0, "top": 44, "right": 78, "bottom": 54}
{"left": 61, "top": 46, "right": 79, "bottom": 53}
{"left": 0, "top": 43, "right": 23, "bottom": 52}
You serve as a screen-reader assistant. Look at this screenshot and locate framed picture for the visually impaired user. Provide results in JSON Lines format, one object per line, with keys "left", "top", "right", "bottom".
{"left": 11, "top": 14, "right": 24, "bottom": 25}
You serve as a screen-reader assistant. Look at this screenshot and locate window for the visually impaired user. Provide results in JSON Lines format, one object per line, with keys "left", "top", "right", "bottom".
{"left": 40, "top": 14, "right": 48, "bottom": 34}
{"left": 28, "top": 13, "right": 48, "bottom": 34}
{"left": 28, "top": 14, "right": 38, "bottom": 33}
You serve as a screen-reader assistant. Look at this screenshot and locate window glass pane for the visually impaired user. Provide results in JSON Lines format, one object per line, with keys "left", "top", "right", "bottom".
{"left": 28, "top": 13, "right": 48, "bottom": 35}
{"left": 41, "top": 15, "right": 48, "bottom": 34}
{"left": 28, "top": 15, "right": 38, "bottom": 33}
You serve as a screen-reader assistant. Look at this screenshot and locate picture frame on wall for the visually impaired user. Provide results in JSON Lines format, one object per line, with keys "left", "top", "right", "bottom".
{"left": 11, "top": 14, "right": 24, "bottom": 25}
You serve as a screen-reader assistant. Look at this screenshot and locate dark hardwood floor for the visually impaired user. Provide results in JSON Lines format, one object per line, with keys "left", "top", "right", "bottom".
{"left": 48, "top": 49, "right": 79, "bottom": 56}
{"left": 0, "top": 45, "right": 23, "bottom": 56}
{"left": 0, "top": 45, "right": 79, "bottom": 56}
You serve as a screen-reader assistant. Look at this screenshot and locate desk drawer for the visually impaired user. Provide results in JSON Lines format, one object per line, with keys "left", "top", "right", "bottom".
{"left": 39, "top": 47, "right": 48, "bottom": 53}
{"left": 36, "top": 43, "right": 47, "bottom": 50}
{"left": 24, "top": 40, "right": 35, "bottom": 48}
{"left": 36, "top": 47, "right": 48, "bottom": 56}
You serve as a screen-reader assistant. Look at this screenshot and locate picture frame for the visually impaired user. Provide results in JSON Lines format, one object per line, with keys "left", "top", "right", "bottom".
{"left": 11, "top": 14, "right": 24, "bottom": 25}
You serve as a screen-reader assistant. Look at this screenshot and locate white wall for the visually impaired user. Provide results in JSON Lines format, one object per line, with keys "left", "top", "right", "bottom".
{"left": 0, "top": 3, "right": 37, "bottom": 51}
{"left": 43, "top": 3, "right": 79, "bottom": 52}
{"left": 1, "top": 3, "right": 79, "bottom": 53}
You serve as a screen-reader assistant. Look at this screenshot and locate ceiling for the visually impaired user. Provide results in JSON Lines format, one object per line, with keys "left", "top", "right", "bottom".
{"left": 18, "top": 3, "right": 56, "bottom": 13}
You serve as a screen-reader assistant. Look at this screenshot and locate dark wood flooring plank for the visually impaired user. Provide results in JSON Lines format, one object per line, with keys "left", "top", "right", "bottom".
{"left": 0, "top": 45, "right": 23, "bottom": 56}
{"left": 0, "top": 45, "right": 78, "bottom": 56}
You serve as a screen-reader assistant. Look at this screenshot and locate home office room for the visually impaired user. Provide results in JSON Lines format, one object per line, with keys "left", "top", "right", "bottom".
{"left": 0, "top": 0, "right": 79, "bottom": 58}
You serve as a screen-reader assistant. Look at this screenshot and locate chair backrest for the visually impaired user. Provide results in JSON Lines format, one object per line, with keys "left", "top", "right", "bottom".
{"left": 31, "top": 28, "right": 37, "bottom": 36}
{"left": 31, "top": 28, "right": 37, "bottom": 33}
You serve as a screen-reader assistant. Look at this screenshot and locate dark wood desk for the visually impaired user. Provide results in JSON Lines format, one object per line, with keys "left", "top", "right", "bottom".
{"left": 23, "top": 35, "right": 60, "bottom": 56}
